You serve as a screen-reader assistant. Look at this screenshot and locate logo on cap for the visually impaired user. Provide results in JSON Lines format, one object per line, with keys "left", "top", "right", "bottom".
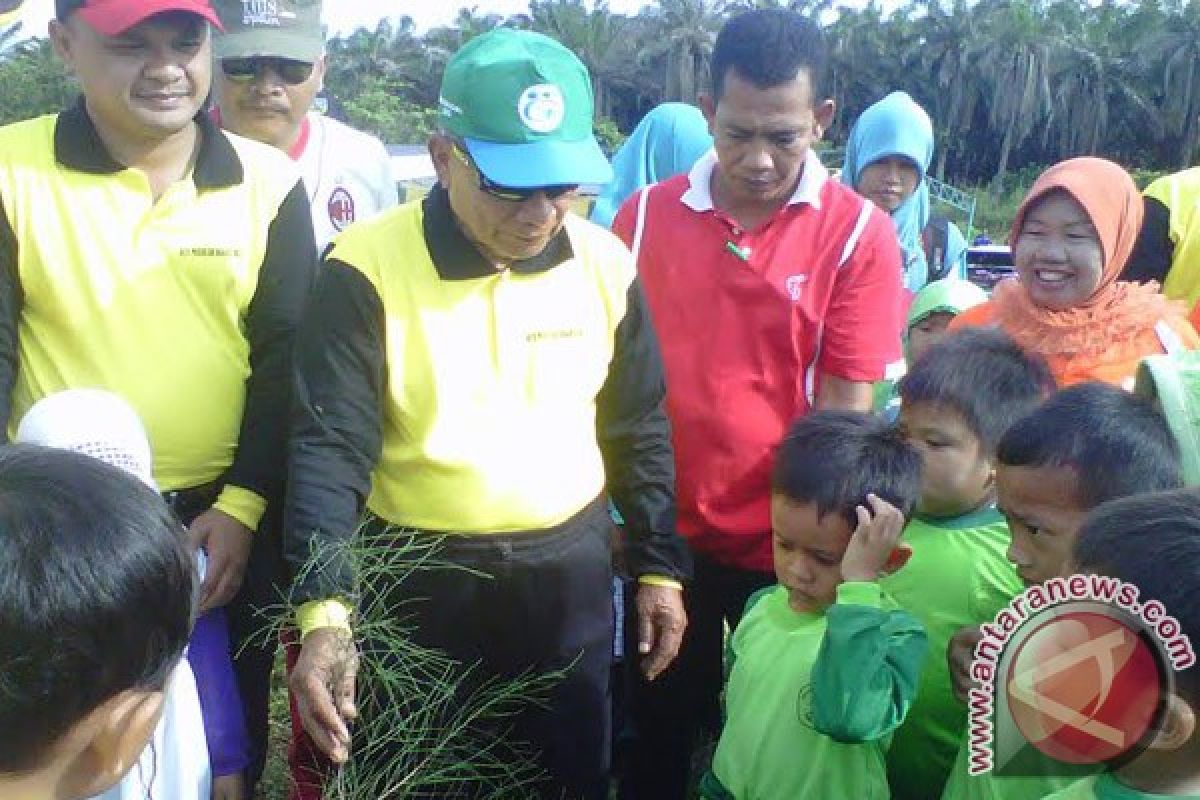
{"left": 518, "top": 85, "right": 565, "bottom": 134}
{"left": 241, "top": 0, "right": 294, "bottom": 27}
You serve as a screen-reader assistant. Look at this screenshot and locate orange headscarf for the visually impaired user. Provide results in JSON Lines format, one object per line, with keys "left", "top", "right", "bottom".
{"left": 987, "top": 157, "right": 1182, "bottom": 359}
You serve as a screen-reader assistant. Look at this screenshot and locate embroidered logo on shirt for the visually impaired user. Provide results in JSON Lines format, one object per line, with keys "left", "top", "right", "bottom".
{"left": 518, "top": 85, "right": 565, "bottom": 134}
{"left": 328, "top": 187, "right": 356, "bottom": 231}
{"left": 179, "top": 247, "right": 242, "bottom": 257}
{"left": 785, "top": 274, "right": 808, "bottom": 302}
{"left": 795, "top": 681, "right": 816, "bottom": 729}
{"left": 526, "top": 328, "right": 584, "bottom": 343}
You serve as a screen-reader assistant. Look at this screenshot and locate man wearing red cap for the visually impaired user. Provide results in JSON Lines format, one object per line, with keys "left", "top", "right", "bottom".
{"left": 0, "top": 2, "right": 318, "bottom": 797}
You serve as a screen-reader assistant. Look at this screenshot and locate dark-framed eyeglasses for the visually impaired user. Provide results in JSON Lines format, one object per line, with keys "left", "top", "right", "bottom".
{"left": 451, "top": 142, "right": 578, "bottom": 203}
{"left": 220, "top": 57, "right": 315, "bottom": 86}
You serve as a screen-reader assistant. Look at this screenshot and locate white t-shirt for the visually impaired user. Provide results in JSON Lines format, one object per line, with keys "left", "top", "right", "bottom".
{"left": 93, "top": 552, "right": 211, "bottom": 800}
{"left": 296, "top": 113, "right": 398, "bottom": 252}
{"left": 93, "top": 661, "right": 210, "bottom": 800}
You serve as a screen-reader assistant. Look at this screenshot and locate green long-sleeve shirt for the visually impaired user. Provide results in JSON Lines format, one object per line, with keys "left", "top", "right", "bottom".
{"left": 1045, "top": 773, "right": 1200, "bottom": 800}
{"left": 701, "top": 581, "right": 927, "bottom": 800}
{"left": 881, "top": 507, "right": 1024, "bottom": 800}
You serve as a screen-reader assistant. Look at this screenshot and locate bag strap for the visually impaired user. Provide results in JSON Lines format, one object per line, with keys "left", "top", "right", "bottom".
{"left": 924, "top": 214, "right": 952, "bottom": 283}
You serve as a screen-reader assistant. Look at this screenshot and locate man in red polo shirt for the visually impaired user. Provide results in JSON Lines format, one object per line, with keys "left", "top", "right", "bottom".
{"left": 612, "top": 10, "right": 905, "bottom": 798}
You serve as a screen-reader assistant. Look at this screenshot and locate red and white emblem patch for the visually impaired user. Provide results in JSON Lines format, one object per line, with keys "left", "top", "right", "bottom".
{"left": 328, "top": 187, "right": 356, "bottom": 231}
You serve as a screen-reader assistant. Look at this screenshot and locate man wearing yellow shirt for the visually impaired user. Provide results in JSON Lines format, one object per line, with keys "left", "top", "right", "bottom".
{"left": 0, "top": 1, "right": 317, "bottom": 791}
{"left": 285, "top": 28, "right": 691, "bottom": 799}
{"left": 1128, "top": 168, "right": 1200, "bottom": 306}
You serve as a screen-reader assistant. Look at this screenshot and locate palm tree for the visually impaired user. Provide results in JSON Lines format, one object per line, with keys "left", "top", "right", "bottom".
{"left": 529, "top": 0, "right": 627, "bottom": 118}
{"left": 1041, "top": 0, "right": 1159, "bottom": 162}
{"left": 970, "top": 0, "right": 1060, "bottom": 191}
{"left": 1147, "top": 0, "right": 1200, "bottom": 169}
{"left": 638, "top": 0, "right": 720, "bottom": 104}
{"left": 905, "top": 0, "right": 985, "bottom": 180}
{"left": 827, "top": 1, "right": 901, "bottom": 141}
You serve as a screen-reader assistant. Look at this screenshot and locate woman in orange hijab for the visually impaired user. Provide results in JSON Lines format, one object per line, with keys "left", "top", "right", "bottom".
{"left": 951, "top": 157, "right": 1198, "bottom": 388}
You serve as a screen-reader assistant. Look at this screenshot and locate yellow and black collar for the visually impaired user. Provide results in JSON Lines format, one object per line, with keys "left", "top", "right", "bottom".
{"left": 54, "top": 97, "right": 243, "bottom": 189}
{"left": 420, "top": 185, "right": 574, "bottom": 281}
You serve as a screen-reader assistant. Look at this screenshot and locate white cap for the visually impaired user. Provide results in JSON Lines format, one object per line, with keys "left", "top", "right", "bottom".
{"left": 15, "top": 389, "right": 157, "bottom": 491}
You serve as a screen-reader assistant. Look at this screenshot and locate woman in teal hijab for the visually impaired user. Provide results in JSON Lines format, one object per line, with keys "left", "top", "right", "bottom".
{"left": 590, "top": 103, "right": 714, "bottom": 228}
{"left": 842, "top": 92, "right": 968, "bottom": 294}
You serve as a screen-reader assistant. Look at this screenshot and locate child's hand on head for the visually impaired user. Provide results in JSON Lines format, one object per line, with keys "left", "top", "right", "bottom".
{"left": 840, "top": 494, "right": 911, "bottom": 583}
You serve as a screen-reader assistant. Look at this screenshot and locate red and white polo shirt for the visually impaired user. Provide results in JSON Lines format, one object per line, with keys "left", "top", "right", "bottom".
{"left": 612, "top": 149, "right": 905, "bottom": 571}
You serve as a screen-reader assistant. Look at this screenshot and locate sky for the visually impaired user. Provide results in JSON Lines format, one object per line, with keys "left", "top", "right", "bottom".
{"left": 7, "top": 0, "right": 655, "bottom": 38}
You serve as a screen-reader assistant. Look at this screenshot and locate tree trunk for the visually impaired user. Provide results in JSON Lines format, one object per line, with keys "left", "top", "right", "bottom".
{"left": 991, "top": 111, "right": 1017, "bottom": 194}
{"left": 1181, "top": 64, "right": 1199, "bottom": 170}
{"left": 935, "top": 143, "right": 949, "bottom": 182}
{"left": 679, "top": 48, "right": 696, "bottom": 105}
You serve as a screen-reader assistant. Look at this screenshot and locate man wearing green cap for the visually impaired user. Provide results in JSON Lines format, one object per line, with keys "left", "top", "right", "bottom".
{"left": 211, "top": 0, "right": 396, "bottom": 253}
{"left": 285, "top": 27, "right": 691, "bottom": 798}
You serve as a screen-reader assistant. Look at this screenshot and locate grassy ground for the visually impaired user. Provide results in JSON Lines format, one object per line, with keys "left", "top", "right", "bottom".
{"left": 254, "top": 655, "right": 292, "bottom": 800}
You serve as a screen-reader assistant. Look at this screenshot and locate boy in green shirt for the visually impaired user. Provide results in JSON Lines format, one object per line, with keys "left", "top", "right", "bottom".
{"left": 701, "top": 411, "right": 926, "bottom": 800}
{"left": 1043, "top": 488, "right": 1200, "bottom": 799}
{"left": 941, "top": 383, "right": 1184, "bottom": 800}
{"left": 885, "top": 328, "right": 1054, "bottom": 800}
{"left": 874, "top": 278, "right": 988, "bottom": 418}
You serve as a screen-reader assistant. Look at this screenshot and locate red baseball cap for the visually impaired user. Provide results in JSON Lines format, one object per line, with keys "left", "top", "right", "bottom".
{"left": 69, "top": 0, "right": 223, "bottom": 36}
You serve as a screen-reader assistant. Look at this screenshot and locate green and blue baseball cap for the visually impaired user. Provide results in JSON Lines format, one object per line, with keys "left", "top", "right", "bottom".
{"left": 439, "top": 28, "right": 613, "bottom": 189}
{"left": 211, "top": 0, "right": 323, "bottom": 63}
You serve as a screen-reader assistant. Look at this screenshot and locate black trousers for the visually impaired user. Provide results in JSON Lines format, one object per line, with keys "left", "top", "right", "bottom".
{"left": 168, "top": 486, "right": 282, "bottom": 789}
{"left": 354, "top": 498, "right": 615, "bottom": 800}
{"left": 618, "top": 548, "right": 774, "bottom": 800}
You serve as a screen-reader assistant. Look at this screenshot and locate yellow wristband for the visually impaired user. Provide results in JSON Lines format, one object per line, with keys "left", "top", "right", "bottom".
{"left": 638, "top": 575, "right": 684, "bottom": 591}
{"left": 212, "top": 485, "right": 267, "bottom": 531}
{"left": 296, "top": 598, "right": 354, "bottom": 638}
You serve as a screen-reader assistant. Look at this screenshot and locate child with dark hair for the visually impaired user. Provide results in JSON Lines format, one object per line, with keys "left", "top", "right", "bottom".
{"left": 700, "top": 411, "right": 926, "bottom": 799}
{"left": 1042, "top": 488, "right": 1200, "bottom": 799}
{"left": 885, "top": 328, "right": 1054, "bottom": 800}
{"left": 15, "top": 389, "right": 251, "bottom": 800}
{"left": 941, "top": 382, "right": 1184, "bottom": 800}
{"left": 708, "top": 7, "right": 830, "bottom": 100}
{"left": 0, "top": 445, "right": 195, "bottom": 800}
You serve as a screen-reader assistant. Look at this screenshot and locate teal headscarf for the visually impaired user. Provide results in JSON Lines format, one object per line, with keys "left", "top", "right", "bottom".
{"left": 590, "top": 103, "right": 714, "bottom": 228}
{"left": 842, "top": 92, "right": 936, "bottom": 293}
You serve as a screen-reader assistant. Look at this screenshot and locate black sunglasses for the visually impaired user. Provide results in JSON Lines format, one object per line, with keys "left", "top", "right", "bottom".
{"left": 452, "top": 143, "right": 578, "bottom": 202}
{"left": 221, "top": 57, "right": 315, "bottom": 86}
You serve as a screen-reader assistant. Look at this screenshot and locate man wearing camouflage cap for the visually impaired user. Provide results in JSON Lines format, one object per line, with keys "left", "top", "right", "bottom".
{"left": 285, "top": 27, "right": 691, "bottom": 798}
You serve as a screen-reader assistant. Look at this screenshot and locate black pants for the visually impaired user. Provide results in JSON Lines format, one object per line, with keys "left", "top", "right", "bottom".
{"left": 169, "top": 487, "right": 282, "bottom": 789}
{"left": 355, "top": 498, "right": 615, "bottom": 800}
{"left": 226, "top": 507, "right": 283, "bottom": 787}
{"left": 618, "top": 548, "right": 774, "bottom": 800}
